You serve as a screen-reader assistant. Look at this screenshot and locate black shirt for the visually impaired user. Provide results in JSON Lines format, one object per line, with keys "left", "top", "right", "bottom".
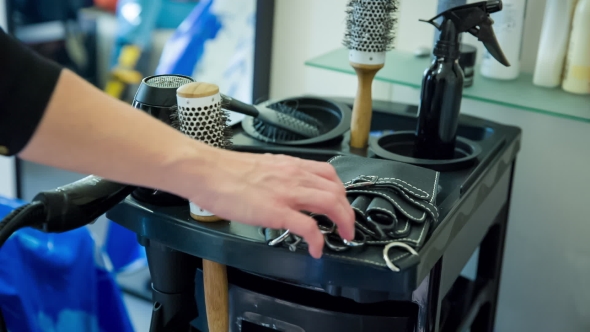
{"left": 0, "top": 27, "right": 63, "bottom": 156}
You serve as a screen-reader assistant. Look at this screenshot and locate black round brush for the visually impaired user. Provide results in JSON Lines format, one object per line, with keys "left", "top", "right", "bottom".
{"left": 220, "top": 94, "right": 325, "bottom": 142}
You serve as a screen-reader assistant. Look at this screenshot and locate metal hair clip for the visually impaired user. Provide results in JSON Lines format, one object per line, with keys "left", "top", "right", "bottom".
{"left": 344, "top": 175, "right": 379, "bottom": 190}
{"left": 382, "top": 242, "right": 419, "bottom": 272}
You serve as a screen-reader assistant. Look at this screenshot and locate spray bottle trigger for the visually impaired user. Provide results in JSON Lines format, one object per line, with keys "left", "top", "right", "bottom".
{"left": 468, "top": 19, "right": 511, "bottom": 67}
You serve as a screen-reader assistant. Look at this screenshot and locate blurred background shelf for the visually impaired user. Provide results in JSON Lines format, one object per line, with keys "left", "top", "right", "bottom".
{"left": 305, "top": 48, "right": 590, "bottom": 123}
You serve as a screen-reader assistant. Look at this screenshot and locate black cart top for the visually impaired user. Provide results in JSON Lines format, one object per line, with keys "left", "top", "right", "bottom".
{"left": 107, "top": 99, "right": 521, "bottom": 302}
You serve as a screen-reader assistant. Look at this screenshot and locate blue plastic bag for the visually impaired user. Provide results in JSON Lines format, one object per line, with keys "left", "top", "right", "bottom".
{"left": 0, "top": 196, "right": 134, "bottom": 332}
{"left": 105, "top": 220, "right": 147, "bottom": 274}
{"left": 110, "top": 0, "right": 198, "bottom": 69}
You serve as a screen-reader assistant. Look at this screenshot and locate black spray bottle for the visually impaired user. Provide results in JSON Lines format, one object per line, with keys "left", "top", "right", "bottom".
{"left": 414, "top": 1, "right": 510, "bottom": 160}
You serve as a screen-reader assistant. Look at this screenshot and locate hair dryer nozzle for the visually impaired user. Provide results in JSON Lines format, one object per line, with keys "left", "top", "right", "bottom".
{"left": 133, "top": 74, "right": 195, "bottom": 125}
{"left": 134, "top": 74, "right": 194, "bottom": 108}
{"left": 486, "top": 0, "right": 502, "bottom": 13}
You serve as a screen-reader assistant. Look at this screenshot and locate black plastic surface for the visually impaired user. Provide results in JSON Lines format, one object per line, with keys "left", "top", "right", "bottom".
{"left": 193, "top": 267, "right": 416, "bottom": 332}
{"left": 131, "top": 188, "right": 187, "bottom": 207}
{"left": 107, "top": 97, "right": 521, "bottom": 303}
{"left": 145, "top": 240, "right": 199, "bottom": 331}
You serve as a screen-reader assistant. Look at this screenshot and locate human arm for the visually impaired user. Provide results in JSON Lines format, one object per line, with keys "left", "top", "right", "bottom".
{"left": 0, "top": 29, "right": 354, "bottom": 258}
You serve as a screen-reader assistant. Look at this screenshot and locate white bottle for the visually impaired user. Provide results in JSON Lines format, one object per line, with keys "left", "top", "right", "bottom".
{"left": 533, "top": 0, "right": 578, "bottom": 88}
{"left": 562, "top": 0, "right": 590, "bottom": 95}
{"left": 480, "top": 0, "right": 527, "bottom": 80}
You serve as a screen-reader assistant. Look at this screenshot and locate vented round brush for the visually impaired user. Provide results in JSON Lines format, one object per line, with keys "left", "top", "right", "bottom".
{"left": 176, "top": 82, "right": 231, "bottom": 332}
{"left": 343, "top": 0, "right": 399, "bottom": 149}
{"left": 254, "top": 100, "right": 328, "bottom": 143}
{"left": 220, "top": 93, "right": 323, "bottom": 139}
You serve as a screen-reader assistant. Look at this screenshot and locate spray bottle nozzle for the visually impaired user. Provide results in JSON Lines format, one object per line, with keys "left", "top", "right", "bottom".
{"left": 421, "top": 0, "right": 510, "bottom": 67}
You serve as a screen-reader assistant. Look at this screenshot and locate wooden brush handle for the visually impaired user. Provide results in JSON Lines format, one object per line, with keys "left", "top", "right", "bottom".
{"left": 179, "top": 81, "right": 229, "bottom": 331}
{"left": 203, "top": 259, "right": 229, "bottom": 332}
{"left": 349, "top": 62, "right": 384, "bottom": 149}
{"left": 191, "top": 214, "right": 229, "bottom": 332}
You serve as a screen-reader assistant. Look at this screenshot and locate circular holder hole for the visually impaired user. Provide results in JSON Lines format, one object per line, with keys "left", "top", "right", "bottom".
{"left": 241, "top": 97, "right": 352, "bottom": 146}
{"left": 369, "top": 131, "right": 482, "bottom": 172}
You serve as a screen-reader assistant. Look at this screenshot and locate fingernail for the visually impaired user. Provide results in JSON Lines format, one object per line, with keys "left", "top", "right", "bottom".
{"left": 345, "top": 229, "right": 355, "bottom": 241}
{"left": 313, "top": 248, "right": 323, "bottom": 259}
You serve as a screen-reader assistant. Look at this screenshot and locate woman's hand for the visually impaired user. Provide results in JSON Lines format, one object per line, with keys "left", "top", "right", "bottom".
{"left": 17, "top": 69, "right": 354, "bottom": 259}
{"left": 179, "top": 149, "right": 356, "bottom": 259}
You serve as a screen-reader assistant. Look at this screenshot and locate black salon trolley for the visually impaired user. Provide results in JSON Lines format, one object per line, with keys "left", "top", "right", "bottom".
{"left": 107, "top": 98, "right": 521, "bottom": 332}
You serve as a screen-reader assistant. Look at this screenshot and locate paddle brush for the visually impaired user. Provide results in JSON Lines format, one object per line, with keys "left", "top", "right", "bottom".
{"left": 343, "top": 0, "right": 399, "bottom": 149}
{"left": 175, "top": 82, "right": 231, "bottom": 332}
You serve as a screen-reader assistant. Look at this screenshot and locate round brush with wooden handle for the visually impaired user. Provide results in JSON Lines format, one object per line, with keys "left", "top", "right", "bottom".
{"left": 343, "top": 0, "right": 399, "bottom": 149}
{"left": 176, "top": 82, "right": 231, "bottom": 332}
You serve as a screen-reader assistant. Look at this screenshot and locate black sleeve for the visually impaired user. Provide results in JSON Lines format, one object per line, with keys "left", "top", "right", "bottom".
{"left": 0, "top": 27, "right": 63, "bottom": 156}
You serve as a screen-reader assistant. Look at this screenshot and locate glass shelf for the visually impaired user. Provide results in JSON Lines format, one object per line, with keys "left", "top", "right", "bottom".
{"left": 305, "top": 48, "right": 590, "bottom": 123}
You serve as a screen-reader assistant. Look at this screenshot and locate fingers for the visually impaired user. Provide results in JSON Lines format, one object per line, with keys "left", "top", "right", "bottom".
{"left": 280, "top": 210, "right": 325, "bottom": 259}
{"left": 274, "top": 157, "right": 354, "bottom": 241}
{"left": 271, "top": 154, "right": 342, "bottom": 184}
{"left": 299, "top": 173, "right": 347, "bottom": 199}
{"left": 302, "top": 177, "right": 354, "bottom": 234}
{"left": 298, "top": 159, "right": 342, "bottom": 184}
{"left": 234, "top": 153, "right": 355, "bottom": 258}
{"left": 289, "top": 188, "right": 355, "bottom": 241}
